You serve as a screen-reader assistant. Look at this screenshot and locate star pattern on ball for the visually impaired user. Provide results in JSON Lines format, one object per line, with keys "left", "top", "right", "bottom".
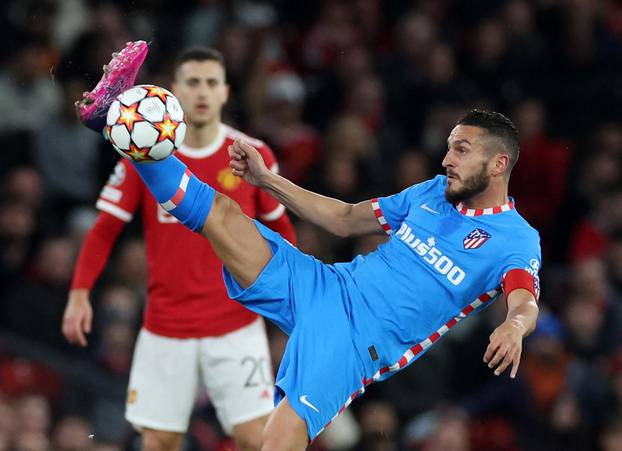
{"left": 127, "top": 143, "right": 150, "bottom": 161}
{"left": 146, "top": 86, "right": 169, "bottom": 102}
{"left": 116, "top": 104, "right": 143, "bottom": 131}
{"left": 155, "top": 115, "right": 179, "bottom": 142}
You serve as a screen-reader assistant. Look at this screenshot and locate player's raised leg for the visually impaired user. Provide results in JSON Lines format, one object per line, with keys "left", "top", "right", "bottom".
{"left": 129, "top": 155, "right": 272, "bottom": 288}
{"left": 261, "top": 398, "right": 308, "bottom": 451}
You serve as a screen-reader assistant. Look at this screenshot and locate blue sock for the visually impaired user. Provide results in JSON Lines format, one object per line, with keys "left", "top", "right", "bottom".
{"left": 131, "top": 156, "right": 215, "bottom": 232}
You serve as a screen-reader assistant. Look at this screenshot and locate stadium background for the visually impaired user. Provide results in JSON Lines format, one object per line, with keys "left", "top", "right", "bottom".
{"left": 1, "top": 0, "right": 622, "bottom": 450}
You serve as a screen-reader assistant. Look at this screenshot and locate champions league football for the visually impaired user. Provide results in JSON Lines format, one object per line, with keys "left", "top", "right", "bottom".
{"left": 106, "top": 84, "right": 186, "bottom": 162}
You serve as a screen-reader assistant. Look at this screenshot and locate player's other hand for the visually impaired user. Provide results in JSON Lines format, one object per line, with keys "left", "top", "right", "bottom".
{"left": 228, "top": 140, "right": 270, "bottom": 187}
{"left": 483, "top": 318, "right": 525, "bottom": 378}
{"left": 62, "top": 289, "right": 93, "bottom": 347}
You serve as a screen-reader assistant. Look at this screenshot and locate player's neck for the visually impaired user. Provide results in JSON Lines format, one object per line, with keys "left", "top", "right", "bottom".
{"left": 183, "top": 119, "right": 221, "bottom": 148}
{"left": 459, "top": 184, "right": 509, "bottom": 209}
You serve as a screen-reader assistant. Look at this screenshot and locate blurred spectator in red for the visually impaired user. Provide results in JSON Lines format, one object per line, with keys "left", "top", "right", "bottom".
{"left": 0, "top": 358, "right": 63, "bottom": 400}
{"left": 510, "top": 99, "right": 572, "bottom": 259}
{"left": 253, "top": 71, "right": 322, "bottom": 185}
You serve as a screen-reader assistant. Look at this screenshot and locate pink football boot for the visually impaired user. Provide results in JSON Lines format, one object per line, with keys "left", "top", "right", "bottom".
{"left": 77, "top": 40, "right": 149, "bottom": 135}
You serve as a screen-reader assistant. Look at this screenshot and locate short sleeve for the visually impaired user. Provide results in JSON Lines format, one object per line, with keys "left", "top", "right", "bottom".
{"left": 501, "top": 234, "right": 542, "bottom": 300}
{"left": 255, "top": 144, "right": 285, "bottom": 221}
{"left": 374, "top": 179, "right": 435, "bottom": 233}
{"left": 95, "top": 158, "right": 143, "bottom": 222}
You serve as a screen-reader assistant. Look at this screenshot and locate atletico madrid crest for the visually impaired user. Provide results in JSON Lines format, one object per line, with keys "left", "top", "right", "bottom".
{"left": 463, "top": 228, "right": 491, "bottom": 249}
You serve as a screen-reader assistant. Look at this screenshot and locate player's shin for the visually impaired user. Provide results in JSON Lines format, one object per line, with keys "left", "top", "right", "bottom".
{"left": 131, "top": 157, "right": 214, "bottom": 232}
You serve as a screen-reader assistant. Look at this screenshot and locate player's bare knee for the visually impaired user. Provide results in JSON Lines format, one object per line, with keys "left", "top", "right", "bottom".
{"left": 142, "top": 429, "right": 183, "bottom": 451}
{"left": 203, "top": 193, "right": 241, "bottom": 232}
{"left": 234, "top": 417, "right": 268, "bottom": 451}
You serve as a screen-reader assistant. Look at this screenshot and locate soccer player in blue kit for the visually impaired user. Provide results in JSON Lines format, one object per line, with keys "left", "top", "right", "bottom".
{"left": 89, "top": 101, "right": 540, "bottom": 449}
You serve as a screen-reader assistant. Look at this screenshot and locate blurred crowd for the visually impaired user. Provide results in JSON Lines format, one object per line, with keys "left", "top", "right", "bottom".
{"left": 2, "top": 0, "right": 622, "bottom": 450}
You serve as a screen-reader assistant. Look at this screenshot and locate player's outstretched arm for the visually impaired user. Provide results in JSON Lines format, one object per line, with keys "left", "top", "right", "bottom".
{"left": 483, "top": 289, "right": 539, "bottom": 378}
{"left": 229, "top": 140, "right": 383, "bottom": 237}
{"left": 62, "top": 212, "right": 126, "bottom": 347}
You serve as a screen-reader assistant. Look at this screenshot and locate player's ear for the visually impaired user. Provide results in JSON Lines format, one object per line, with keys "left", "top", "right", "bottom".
{"left": 171, "top": 81, "right": 178, "bottom": 96}
{"left": 491, "top": 154, "right": 510, "bottom": 176}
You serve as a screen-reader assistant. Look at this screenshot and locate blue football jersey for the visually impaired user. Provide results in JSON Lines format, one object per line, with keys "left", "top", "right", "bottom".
{"left": 332, "top": 175, "right": 541, "bottom": 383}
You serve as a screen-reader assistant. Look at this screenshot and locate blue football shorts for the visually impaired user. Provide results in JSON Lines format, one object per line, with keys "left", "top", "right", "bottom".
{"left": 223, "top": 221, "right": 367, "bottom": 440}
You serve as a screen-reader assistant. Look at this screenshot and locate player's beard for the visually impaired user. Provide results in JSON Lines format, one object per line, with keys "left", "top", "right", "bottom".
{"left": 445, "top": 162, "right": 490, "bottom": 204}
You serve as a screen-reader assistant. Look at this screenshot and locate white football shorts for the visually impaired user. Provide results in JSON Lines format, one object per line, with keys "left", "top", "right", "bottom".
{"left": 125, "top": 318, "right": 274, "bottom": 433}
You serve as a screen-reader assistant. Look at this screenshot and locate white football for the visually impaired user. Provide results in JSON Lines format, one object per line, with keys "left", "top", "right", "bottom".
{"left": 105, "top": 85, "right": 186, "bottom": 162}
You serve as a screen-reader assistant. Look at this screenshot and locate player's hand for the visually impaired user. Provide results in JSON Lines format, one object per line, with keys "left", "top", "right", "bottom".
{"left": 62, "top": 289, "right": 93, "bottom": 347}
{"left": 483, "top": 318, "right": 525, "bottom": 378}
{"left": 228, "top": 140, "right": 270, "bottom": 187}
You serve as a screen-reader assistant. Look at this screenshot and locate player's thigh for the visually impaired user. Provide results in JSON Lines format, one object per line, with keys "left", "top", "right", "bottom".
{"left": 204, "top": 193, "right": 272, "bottom": 289}
{"left": 274, "top": 307, "right": 366, "bottom": 442}
{"left": 223, "top": 221, "right": 340, "bottom": 335}
{"left": 126, "top": 329, "right": 200, "bottom": 433}
{"left": 199, "top": 318, "right": 275, "bottom": 436}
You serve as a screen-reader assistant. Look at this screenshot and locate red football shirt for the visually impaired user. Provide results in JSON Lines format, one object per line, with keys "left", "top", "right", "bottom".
{"left": 95, "top": 124, "right": 286, "bottom": 337}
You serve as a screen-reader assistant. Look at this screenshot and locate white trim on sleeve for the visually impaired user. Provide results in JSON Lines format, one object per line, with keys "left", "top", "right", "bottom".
{"left": 96, "top": 199, "right": 133, "bottom": 222}
{"left": 260, "top": 204, "right": 286, "bottom": 222}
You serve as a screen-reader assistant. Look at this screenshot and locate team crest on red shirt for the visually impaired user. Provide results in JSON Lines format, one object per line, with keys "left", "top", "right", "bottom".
{"left": 217, "top": 167, "right": 242, "bottom": 191}
{"left": 463, "top": 228, "right": 491, "bottom": 249}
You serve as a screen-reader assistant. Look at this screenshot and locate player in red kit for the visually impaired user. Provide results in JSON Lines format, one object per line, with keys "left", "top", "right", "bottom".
{"left": 62, "top": 46, "right": 296, "bottom": 451}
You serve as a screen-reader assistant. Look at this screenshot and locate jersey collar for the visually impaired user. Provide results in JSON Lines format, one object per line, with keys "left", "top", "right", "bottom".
{"left": 176, "top": 123, "right": 226, "bottom": 159}
{"left": 456, "top": 201, "right": 515, "bottom": 216}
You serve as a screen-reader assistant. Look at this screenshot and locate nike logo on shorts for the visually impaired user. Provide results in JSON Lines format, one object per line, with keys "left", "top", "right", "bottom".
{"left": 299, "top": 395, "right": 320, "bottom": 413}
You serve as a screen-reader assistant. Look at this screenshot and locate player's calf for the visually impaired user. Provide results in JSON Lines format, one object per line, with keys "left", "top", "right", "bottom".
{"left": 130, "top": 157, "right": 272, "bottom": 288}
{"left": 131, "top": 156, "right": 214, "bottom": 232}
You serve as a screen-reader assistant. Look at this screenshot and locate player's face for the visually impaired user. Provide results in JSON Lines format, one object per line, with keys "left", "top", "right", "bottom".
{"left": 442, "top": 125, "right": 493, "bottom": 204}
{"left": 172, "top": 60, "right": 229, "bottom": 127}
